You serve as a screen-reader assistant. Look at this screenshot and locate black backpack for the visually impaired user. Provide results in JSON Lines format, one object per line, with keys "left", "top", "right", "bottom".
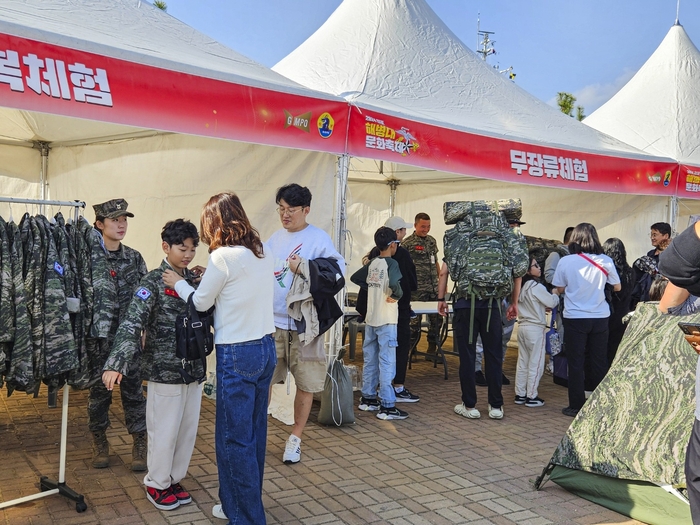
{"left": 175, "top": 294, "right": 215, "bottom": 383}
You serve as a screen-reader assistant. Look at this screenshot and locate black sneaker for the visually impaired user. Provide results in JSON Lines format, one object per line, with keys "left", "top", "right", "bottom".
{"left": 146, "top": 486, "right": 180, "bottom": 511}
{"left": 501, "top": 373, "right": 511, "bottom": 385}
{"left": 358, "top": 397, "right": 380, "bottom": 411}
{"left": 514, "top": 395, "right": 526, "bottom": 405}
{"left": 562, "top": 406, "right": 579, "bottom": 417}
{"left": 376, "top": 406, "right": 409, "bottom": 420}
{"left": 394, "top": 388, "right": 420, "bottom": 403}
{"left": 475, "top": 370, "right": 487, "bottom": 386}
{"left": 525, "top": 397, "right": 545, "bottom": 407}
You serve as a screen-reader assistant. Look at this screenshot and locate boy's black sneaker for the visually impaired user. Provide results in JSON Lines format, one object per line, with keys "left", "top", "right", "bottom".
{"left": 514, "top": 395, "right": 526, "bottom": 405}
{"left": 525, "top": 397, "right": 545, "bottom": 407}
{"left": 394, "top": 388, "right": 420, "bottom": 403}
{"left": 376, "top": 406, "right": 409, "bottom": 420}
{"left": 358, "top": 397, "right": 380, "bottom": 411}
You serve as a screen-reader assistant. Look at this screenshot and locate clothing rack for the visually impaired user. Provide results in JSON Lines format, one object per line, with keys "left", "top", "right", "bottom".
{"left": 0, "top": 196, "right": 88, "bottom": 514}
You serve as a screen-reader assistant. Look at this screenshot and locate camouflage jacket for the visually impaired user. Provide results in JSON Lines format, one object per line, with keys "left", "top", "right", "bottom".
{"left": 4, "top": 221, "right": 33, "bottom": 394}
{"left": 90, "top": 236, "right": 148, "bottom": 340}
{"left": 402, "top": 233, "right": 440, "bottom": 300}
{"left": 105, "top": 261, "right": 202, "bottom": 384}
{"left": 37, "top": 215, "right": 78, "bottom": 379}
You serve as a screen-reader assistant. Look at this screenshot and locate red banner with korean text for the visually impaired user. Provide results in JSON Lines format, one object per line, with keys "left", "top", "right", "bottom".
{"left": 0, "top": 33, "right": 348, "bottom": 153}
{"left": 677, "top": 165, "right": 700, "bottom": 199}
{"left": 347, "top": 107, "right": 681, "bottom": 197}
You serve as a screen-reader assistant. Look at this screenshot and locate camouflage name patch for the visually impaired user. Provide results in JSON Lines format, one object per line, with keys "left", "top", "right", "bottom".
{"left": 53, "top": 261, "right": 64, "bottom": 275}
{"left": 135, "top": 287, "right": 152, "bottom": 301}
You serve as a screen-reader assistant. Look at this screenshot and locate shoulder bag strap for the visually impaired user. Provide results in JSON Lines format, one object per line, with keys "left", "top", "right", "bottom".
{"left": 577, "top": 253, "right": 609, "bottom": 277}
{"left": 188, "top": 294, "right": 208, "bottom": 378}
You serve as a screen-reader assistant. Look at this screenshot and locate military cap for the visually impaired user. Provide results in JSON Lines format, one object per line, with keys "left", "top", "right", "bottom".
{"left": 508, "top": 218, "right": 526, "bottom": 225}
{"left": 93, "top": 198, "right": 134, "bottom": 219}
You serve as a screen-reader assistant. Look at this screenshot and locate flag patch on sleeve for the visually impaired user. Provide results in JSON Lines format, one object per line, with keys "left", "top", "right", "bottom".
{"left": 135, "top": 287, "right": 152, "bottom": 301}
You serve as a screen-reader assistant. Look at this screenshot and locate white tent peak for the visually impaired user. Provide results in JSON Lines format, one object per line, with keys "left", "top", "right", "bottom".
{"left": 0, "top": 0, "right": 337, "bottom": 99}
{"left": 585, "top": 23, "right": 700, "bottom": 165}
{"left": 274, "top": 0, "right": 649, "bottom": 156}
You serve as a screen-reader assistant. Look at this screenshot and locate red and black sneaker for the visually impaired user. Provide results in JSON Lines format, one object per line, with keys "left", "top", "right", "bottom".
{"left": 170, "top": 482, "right": 192, "bottom": 505}
{"left": 146, "top": 486, "right": 180, "bottom": 511}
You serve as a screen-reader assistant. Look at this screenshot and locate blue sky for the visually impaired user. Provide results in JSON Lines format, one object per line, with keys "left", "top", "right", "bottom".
{"left": 163, "top": 0, "right": 699, "bottom": 115}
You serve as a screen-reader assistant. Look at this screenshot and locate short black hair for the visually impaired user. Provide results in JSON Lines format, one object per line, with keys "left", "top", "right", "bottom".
{"left": 650, "top": 222, "right": 672, "bottom": 236}
{"left": 414, "top": 212, "right": 431, "bottom": 223}
{"left": 374, "top": 226, "right": 397, "bottom": 250}
{"left": 563, "top": 226, "right": 575, "bottom": 244}
{"left": 276, "top": 184, "right": 312, "bottom": 207}
{"left": 161, "top": 219, "right": 199, "bottom": 247}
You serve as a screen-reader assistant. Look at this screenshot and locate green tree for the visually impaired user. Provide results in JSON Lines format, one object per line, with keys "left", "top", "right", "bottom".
{"left": 556, "top": 92, "right": 576, "bottom": 117}
{"left": 153, "top": 0, "right": 167, "bottom": 11}
{"left": 575, "top": 105, "right": 585, "bottom": 121}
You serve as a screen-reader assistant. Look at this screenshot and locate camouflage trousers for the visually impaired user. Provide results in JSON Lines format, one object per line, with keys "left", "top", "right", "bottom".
{"left": 410, "top": 314, "right": 443, "bottom": 350}
{"left": 87, "top": 341, "right": 146, "bottom": 434}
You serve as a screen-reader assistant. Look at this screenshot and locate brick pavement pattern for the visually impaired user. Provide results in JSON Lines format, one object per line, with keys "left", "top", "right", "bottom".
{"left": 0, "top": 340, "right": 642, "bottom": 525}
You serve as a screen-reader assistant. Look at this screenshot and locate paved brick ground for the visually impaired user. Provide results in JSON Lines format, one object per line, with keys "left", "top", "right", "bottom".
{"left": 0, "top": 339, "right": 642, "bottom": 525}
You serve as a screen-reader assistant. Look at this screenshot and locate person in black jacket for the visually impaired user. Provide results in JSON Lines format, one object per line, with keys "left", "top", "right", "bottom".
{"left": 356, "top": 217, "right": 419, "bottom": 402}
{"left": 602, "top": 238, "right": 635, "bottom": 365}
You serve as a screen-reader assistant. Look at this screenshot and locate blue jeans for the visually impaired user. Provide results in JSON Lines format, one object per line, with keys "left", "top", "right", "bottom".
{"left": 361, "top": 324, "right": 398, "bottom": 408}
{"left": 216, "top": 335, "right": 276, "bottom": 525}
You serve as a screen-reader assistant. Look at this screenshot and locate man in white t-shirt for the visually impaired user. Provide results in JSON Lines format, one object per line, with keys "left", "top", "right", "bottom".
{"left": 267, "top": 184, "right": 345, "bottom": 465}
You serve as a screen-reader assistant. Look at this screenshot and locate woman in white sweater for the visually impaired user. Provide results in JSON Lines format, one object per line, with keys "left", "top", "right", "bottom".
{"left": 164, "top": 192, "right": 275, "bottom": 525}
{"left": 515, "top": 258, "right": 560, "bottom": 408}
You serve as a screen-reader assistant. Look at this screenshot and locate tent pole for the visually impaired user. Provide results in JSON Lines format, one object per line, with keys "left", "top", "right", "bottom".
{"left": 388, "top": 179, "right": 399, "bottom": 215}
{"left": 34, "top": 141, "right": 50, "bottom": 214}
{"left": 669, "top": 196, "right": 679, "bottom": 234}
{"left": 330, "top": 154, "right": 350, "bottom": 361}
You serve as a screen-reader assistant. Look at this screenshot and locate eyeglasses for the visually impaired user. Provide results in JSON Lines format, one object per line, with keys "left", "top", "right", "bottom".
{"left": 387, "top": 240, "right": 400, "bottom": 246}
{"left": 277, "top": 206, "right": 304, "bottom": 216}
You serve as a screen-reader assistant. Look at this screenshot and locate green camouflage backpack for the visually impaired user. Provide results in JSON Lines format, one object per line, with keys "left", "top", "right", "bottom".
{"left": 443, "top": 201, "right": 529, "bottom": 302}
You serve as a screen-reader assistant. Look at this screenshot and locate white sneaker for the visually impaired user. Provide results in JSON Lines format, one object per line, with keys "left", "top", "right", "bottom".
{"left": 283, "top": 434, "right": 301, "bottom": 464}
{"left": 488, "top": 404, "right": 504, "bottom": 419}
{"left": 454, "top": 403, "right": 480, "bottom": 419}
{"left": 212, "top": 504, "right": 227, "bottom": 520}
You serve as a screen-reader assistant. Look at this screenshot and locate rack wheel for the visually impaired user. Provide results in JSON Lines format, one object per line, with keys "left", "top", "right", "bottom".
{"left": 76, "top": 501, "right": 87, "bottom": 513}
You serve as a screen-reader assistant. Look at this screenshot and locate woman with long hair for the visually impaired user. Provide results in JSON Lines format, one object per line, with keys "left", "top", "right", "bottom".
{"left": 602, "top": 238, "right": 635, "bottom": 365}
{"left": 551, "top": 223, "right": 621, "bottom": 417}
{"left": 164, "top": 192, "right": 275, "bottom": 524}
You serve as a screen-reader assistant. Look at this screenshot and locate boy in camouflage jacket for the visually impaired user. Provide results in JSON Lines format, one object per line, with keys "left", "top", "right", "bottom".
{"left": 102, "top": 219, "right": 204, "bottom": 511}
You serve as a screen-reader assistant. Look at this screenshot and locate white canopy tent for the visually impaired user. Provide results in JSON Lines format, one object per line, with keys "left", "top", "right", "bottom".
{"left": 585, "top": 21, "right": 700, "bottom": 227}
{"left": 0, "top": 0, "right": 349, "bottom": 267}
{"left": 274, "top": 0, "right": 684, "bottom": 274}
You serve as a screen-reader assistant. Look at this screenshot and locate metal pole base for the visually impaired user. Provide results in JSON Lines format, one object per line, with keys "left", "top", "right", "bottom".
{"left": 40, "top": 477, "right": 87, "bottom": 513}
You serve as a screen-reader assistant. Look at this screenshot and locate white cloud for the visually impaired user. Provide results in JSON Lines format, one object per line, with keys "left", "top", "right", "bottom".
{"left": 546, "top": 68, "right": 637, "bottom": 116}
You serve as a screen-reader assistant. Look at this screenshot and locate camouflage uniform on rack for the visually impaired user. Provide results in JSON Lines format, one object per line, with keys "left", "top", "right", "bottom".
{"left": 403, "top": 231, "right": 442, "bottom": 351}
{"left": 104, "top": 261, "right": 202, "bottom": 383}
{"left": 87, "top": 199, "right": 148, "bottom": 467}
{"left": 5, "top": 221, "right": 33, "bottom": 394}
{"left": 0, "top": 217, "right": 12, "bottom": 375}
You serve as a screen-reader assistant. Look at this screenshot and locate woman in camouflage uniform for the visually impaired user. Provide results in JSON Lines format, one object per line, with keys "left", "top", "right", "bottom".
{"left": 87, "top": 199, "right": 148, "bottom": 471}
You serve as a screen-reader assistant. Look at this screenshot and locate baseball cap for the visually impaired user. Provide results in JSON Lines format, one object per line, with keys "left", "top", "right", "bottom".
{"left": 384, "top": 216, "right": 413, "bottom": 230}
{"left": 93, "top": 198, "right": 135, "bottom": 219}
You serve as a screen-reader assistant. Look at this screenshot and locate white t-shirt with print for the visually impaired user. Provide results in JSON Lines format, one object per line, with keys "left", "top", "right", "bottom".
{"left": 266, "top": 224, "right": 345, "bottom": 329}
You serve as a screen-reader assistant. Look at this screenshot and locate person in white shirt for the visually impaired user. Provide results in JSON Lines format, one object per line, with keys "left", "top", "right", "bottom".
{"left": 552, "top": 223, "right": 620, "bottom": 418}
{"left": 164, "top": 192, "right": 275, "bottom": 525}
{"left": 266, "top": 184, "right": 345, "bottom": 465}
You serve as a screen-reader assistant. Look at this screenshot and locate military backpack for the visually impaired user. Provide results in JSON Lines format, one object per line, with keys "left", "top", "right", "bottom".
{"left": 443, "top": 200, "right": 528, "bottom": 302}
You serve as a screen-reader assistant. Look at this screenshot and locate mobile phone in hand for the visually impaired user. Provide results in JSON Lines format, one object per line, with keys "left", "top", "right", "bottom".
{"left": 678, "top": 322, "right": 700, "bottom": 336}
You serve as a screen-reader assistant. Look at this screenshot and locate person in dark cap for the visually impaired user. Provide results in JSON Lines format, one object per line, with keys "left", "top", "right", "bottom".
{"left": 88, "top": 198, "right": 148, "bottom": 471}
